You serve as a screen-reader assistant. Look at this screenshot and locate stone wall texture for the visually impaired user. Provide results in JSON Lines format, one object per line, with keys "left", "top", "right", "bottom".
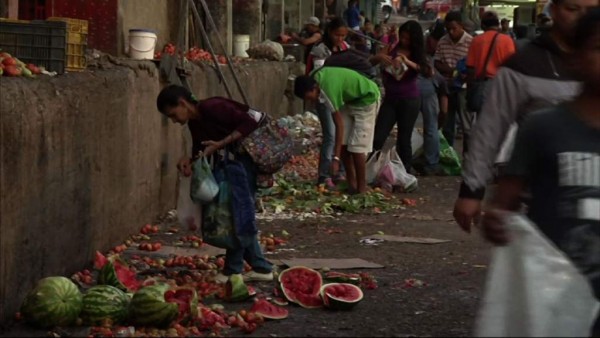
{"left": 0, "top": 60, "right": 302, "bottom": 325}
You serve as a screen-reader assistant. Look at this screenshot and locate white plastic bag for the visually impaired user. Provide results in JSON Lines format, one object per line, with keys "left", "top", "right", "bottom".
{"left": 411, "top": 128, "right": 424, "bottom": 157}
{"left": 366, "top": 150, "right": 387, "bottom": 184}
{"left": 375, "top": 147, "right": 418, "bottom": 192}
{"left": 476, "top": 213, "right": 600, "bottom": 337}
{"left": 177, "top": 174, "right": 202, "bottom": 231}
{"left": 190, "top": 157, "right": 219, "bottom": 204}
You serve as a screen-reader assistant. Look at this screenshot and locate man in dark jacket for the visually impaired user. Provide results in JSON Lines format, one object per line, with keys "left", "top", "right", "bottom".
{"left": 453, "top": 0, "right": 597, "bottom": 231}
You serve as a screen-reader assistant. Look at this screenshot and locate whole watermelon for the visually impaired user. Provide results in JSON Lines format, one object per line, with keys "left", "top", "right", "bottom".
{"left": 20, "top": 276, "right": 83, "bottom": 328}
{"left": 81, "top": 285, "right": 130, "bottom": 325}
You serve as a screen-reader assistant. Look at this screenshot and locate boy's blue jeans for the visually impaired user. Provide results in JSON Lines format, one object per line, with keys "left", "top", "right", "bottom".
{"left": 316, "top": 102, "right": 345, "bottom": 182}
{"left": 222, "top": 154, "right": 272, "bottom": 275}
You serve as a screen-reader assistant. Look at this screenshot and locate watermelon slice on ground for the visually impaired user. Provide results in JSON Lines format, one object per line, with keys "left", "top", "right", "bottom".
{"left": 278, "top": 266, "right": 323, "bottom": 308}
{"left": 320, "top": 283, "right": 364, "bottom": 310}
{"left": 250, "top": 299, "right": 288, "bottom": 320}
{"left": 95, "top": 251, "right": 140, "bottom": 292}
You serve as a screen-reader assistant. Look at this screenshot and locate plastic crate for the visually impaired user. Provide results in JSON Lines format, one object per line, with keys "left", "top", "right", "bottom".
{"left": 47, "top": 17, "right": 88, "bottom": 72}
{"left": 0, "top": 19, "right": 66, "bottom": 74}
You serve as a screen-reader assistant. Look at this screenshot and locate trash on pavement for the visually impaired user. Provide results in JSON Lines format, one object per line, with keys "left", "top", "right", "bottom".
{"left": 362, "top": 234, "right": 451, "bottom": 245}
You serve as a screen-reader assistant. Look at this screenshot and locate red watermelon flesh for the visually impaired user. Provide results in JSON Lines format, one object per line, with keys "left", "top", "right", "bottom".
{"left": 113, "top": 260, "right": 141, "bottom": 291}
{"left": 279, "top": 266, "right": 323, "bottom": 308}
{"left": 165, "top": 289, "right": 197, "bottom": 322}
{"left": 94, "top": 251, "right": 109, "bottom": 269}
{"left": 95, "top": 251, "right": 140, "bottom": 291}
{"left": 250, "top": 299, "right": 288, "bottom": 320}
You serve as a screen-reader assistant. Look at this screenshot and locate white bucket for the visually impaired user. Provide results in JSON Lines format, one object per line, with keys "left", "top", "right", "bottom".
{"left": 233, "top": 34, "right": 250, "bottom": 58}
{"left": 129, "top": 29, "right": 157, "bottom": 60}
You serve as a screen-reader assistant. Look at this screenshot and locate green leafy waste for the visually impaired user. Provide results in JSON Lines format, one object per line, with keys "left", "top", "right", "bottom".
{"left": 258, "top": 175, "right": 399, "bottom": 215}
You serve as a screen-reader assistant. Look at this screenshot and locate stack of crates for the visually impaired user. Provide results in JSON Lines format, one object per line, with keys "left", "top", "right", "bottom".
{"left": 0, "top": 18, "right": 67, "bottom": 73}
{"left": 47, "top": 17, "right": 88, "bottom": 72}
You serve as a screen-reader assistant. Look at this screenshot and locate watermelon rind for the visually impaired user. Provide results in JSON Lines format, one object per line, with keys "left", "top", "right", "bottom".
{"left": 98, "top": 260, "right": 125, "bottom": 291}
{"left": 225, "top": 274, "right": 251, "bottom": 302}
{"left": 278, "top": 266, "right": 323, "bottom": 308}
{"left": 20, "top": 276, "right": 83, "bottom": 328}
{"left": 98, "top": 257, "right": 138, "bottom": 292}
{"left": 81, "top": 285, "right": 130, "bottom": 325}
{"left": 320, "top": 283, "right": 364, "bottom": 310}
{"left": 129, "top": 284, "right": 178, "bottom": 328}
{"left": 322, "top": 272, "right": 361, "bottom": 286}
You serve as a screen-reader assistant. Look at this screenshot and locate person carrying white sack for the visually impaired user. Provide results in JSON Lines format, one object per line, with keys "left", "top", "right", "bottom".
{"left": 481, "top": 8, "right": 600, "bottom": 336}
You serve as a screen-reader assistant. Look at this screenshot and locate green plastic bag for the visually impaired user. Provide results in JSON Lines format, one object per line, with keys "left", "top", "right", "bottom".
{"left": 439, "top": 131, "right": 462, "bottom": 176}
{"left": 202, "top": 162, "right": 238, "bottom": 250}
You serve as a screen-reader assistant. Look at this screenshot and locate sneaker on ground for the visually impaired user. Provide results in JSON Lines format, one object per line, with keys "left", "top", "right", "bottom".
{"left": 323, "top": 178, "right": 336, "bottom": 189}
{"left": 242, "top": 271, "right": 274, "bottom": 282}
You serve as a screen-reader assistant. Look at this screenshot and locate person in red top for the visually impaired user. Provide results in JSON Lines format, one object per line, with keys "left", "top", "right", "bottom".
{"left": 466, "top": 12, "right": 516, "bottom": 80}
{"left": 156, "top": 85, "right": 273, "bottom": 284}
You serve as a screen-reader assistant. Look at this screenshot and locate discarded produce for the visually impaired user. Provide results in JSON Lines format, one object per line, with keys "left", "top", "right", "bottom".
{"left": 320, "top": 283, "right": 364, "bottom": 310}
{"left": 20, "top": 277, "right": 83, "bottom": 328}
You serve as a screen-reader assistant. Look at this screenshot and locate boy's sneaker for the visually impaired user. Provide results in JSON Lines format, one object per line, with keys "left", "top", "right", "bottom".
{"left": 323, "top": 178, "right": 336, "bottom": 189}
{"left": 242, "top": 271, "right": 274, "bottom": 282}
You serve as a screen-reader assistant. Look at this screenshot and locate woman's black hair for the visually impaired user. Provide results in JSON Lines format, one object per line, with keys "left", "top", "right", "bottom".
{"left": 294, "top": 75, "right": 318, "bottom": 99}
{"left": 322, "top": 17, "right": 348, "bottom": 50}
{"left": 397, "top": 20, "right": 427, "bottom": 76}
{"left": 572, "top": 6, "right": 600, "bottom": 49}
{"left": 156, "top": 85, "right": 198, "bottom": 114}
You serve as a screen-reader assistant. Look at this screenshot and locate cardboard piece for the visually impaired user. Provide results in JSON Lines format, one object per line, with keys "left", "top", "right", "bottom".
{"left": 125, "top": 244, "right": 225, "bottom": 258}
{"left": 363, "top": 234, "right": 451, "bottom": 244}
{"left": 277, "top": 258, "right": 384, "bottom": 269}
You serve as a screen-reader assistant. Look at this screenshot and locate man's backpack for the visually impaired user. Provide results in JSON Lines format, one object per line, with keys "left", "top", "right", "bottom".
{"left": 322, "top": 49, "right": 377, "bottom": 79}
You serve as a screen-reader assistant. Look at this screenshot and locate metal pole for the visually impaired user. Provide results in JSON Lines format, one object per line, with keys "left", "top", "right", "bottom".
{"left": 188, "top": 0, "right": 235, "bottom": 100}
{"left": 348, "top": 28, "right": 389, "bottom": 46}
{"left": 197, "top": 0, "right": 250, "bottom": 105}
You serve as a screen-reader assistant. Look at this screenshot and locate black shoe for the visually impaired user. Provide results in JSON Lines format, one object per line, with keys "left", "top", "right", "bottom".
{"left": 422, "top": 166, "right": 447, "bottom": 176}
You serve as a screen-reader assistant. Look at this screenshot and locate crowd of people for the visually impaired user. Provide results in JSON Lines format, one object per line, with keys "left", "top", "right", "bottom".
{"left": 155, "top": 0, "right": 599, "bottom": 334}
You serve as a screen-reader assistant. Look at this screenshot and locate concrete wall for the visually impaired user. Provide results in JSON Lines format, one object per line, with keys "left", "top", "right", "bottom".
{"left": 0, "top": 60, "right": 301, "bottom": 325}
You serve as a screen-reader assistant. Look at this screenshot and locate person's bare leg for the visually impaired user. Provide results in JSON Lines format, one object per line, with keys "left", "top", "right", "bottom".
{"left": 341, "top": 146, "right": 356, "bottom": 191}
{"left": 352, "top": 152, "right": 368, "bottom": 193}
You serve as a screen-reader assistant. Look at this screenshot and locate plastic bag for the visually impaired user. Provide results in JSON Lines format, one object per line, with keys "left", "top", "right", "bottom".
{"left": 375, "top": 147, "right": 418, "bottom": 192}
{"left": 177, "top": 175, "right": 202, "bottom": 231}
{"left": 476, "top": 213, "right": 600, "bottom": 337}
{"left": 190, "top": 157, "right": 219, "bottom": 204}
{"left": 383, "top": 61, "right": 408, "bottom": 81}
{"left": 246, "top": 40, "right": 284, "bottom": 61}
{"left": 439, "top": 131, "right": 462, "bottom": 176}
{"left": 202, "top": 162, "right": 237, "bottom": 250}
{"left": 366, "top": 150, "right": 386, "bottom": 185}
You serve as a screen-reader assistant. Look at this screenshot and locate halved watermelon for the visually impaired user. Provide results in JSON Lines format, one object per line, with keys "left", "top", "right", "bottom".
{"left": 320, "top": 283, "right": 363, "bottom": 310}
{"left": 95, "top": 251, "right": 140, "bottom": 292}
{"left": 278, "top": 266, "right": 323, "bottom": 308}
{"left": 129, "top": 284, "right": 198, "bottom": 328}
{"left": 250, "top": 299, "right": 288, "bottom": 320}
